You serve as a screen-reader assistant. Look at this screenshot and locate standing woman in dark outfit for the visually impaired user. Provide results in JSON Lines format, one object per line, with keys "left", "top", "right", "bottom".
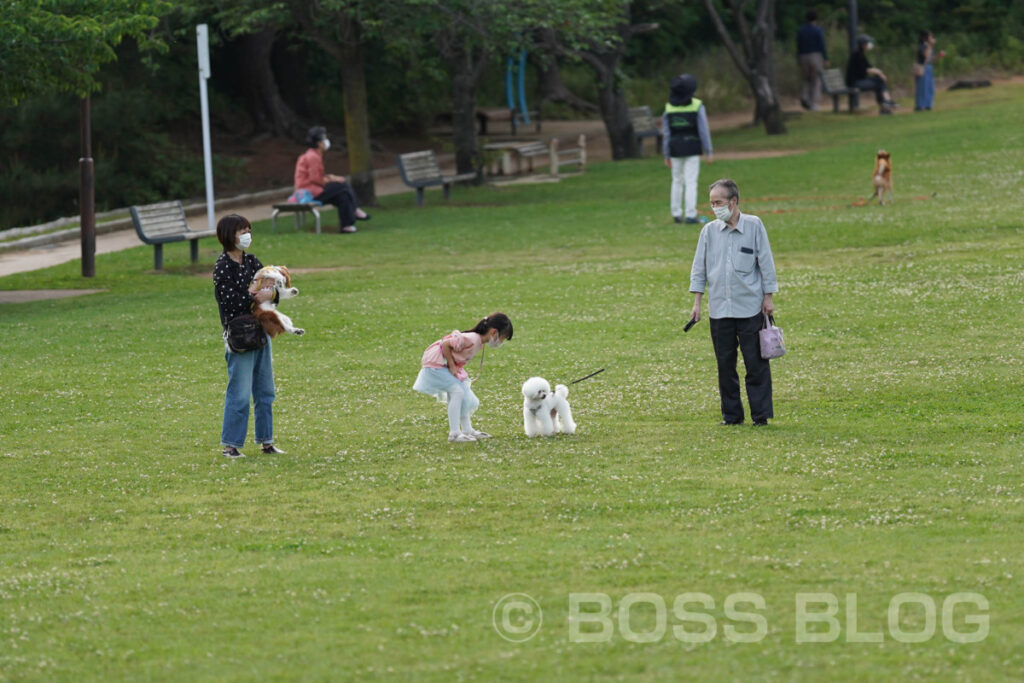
{"left": 212, "top": 214, "right": 286, "bottom": 458}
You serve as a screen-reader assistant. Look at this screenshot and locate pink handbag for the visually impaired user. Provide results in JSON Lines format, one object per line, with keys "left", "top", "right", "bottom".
{"left": 759, "top": 315, "right": 786, "bottom": 359}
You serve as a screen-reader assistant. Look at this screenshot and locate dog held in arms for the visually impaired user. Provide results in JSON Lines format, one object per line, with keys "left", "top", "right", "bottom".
{"left": 522, "top": 376, "right": 576, "bottom": 437}
{"left": 250, "top": 265, "right": 305, "bottom": 337}
{"left": 871, "top": 149, "right": 893, "bottom": 204}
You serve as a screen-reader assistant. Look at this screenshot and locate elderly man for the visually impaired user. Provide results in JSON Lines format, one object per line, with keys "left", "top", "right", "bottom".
{"left": 689, "top": 179, "right": 779, "bottom": 426}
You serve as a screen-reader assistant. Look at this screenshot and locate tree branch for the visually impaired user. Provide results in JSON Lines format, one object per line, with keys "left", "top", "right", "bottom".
{"left": 700, "top": 0, "right": 751, "bottom": 80}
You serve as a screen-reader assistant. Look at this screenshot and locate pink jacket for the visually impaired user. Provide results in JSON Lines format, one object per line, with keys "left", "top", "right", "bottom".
{"left": 420, "top": 331, "right": 482, "bottom": 381}
{"left": 294, "top": 148, "right": 325, "bottom": 195}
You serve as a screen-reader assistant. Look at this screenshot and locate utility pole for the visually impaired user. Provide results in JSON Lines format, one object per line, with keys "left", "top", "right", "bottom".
{"left": 79, "top": 96, "right": 95, "bottom": 278}
{"left": 197, "top": 24, "right": 215, "bottom": 232}
{"left": 848, "top": 0, "right": 859, "bottom": 110}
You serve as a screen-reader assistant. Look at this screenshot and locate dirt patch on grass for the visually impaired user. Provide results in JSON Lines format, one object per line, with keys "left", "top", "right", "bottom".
{"left": 0, "top": 289, "right": 106, "bottom": 304}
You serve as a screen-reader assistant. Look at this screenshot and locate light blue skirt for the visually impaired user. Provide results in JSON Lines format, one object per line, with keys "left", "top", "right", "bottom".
{"left": 413, "top": 366, "right": 468, "bottom": 404}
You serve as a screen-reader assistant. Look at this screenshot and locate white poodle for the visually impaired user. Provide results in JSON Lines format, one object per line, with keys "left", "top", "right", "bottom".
{"left": 522, "top": 377, "right": 577, "bottom": 437}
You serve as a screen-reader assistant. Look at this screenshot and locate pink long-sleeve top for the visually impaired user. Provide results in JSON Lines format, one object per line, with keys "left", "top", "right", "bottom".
{"left": 294, "top": 148, "right": 325, "bottom": 195}
{"left": 420, "top": 330, "right": 483, "bottom": 381}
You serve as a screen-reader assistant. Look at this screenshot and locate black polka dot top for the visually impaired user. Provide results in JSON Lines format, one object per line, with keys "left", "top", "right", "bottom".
{"left": 213, "top": 251, "right": 264, "bottom": 327}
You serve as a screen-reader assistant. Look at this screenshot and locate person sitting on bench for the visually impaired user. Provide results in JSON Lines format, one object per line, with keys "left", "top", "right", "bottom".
{"left": 845, "top": 34, "right": 899, "bottom": 115}
{"left": 294, "top": 126, "right": 370, "bottom": 234}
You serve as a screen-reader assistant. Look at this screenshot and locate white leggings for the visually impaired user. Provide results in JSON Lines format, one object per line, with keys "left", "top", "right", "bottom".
{"left": 444, "top": 381, "right": 480, "bottom": 435}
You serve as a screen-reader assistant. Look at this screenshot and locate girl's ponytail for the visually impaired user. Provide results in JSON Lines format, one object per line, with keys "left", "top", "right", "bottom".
{"left": 465, "top": 312, "right": 514, "bottom": 340}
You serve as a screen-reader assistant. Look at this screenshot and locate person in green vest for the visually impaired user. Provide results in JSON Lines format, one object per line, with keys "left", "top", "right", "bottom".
{"left": 662, "top": 74, "right": 713, "bottom": 224}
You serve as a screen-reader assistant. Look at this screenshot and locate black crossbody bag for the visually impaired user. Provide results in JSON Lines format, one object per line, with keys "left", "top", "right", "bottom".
{"left": 223, "top": 314, "right": 267, "bottom": 353}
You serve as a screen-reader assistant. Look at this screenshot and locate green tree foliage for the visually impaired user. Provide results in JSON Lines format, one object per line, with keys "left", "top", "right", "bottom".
{"left": 0, "top": 0, "right": 170, "bottom": 104}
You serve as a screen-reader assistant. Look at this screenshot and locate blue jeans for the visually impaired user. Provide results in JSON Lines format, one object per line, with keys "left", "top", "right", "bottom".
{"left": 915, "top": 64, "right": 935, "bottom": 110}
{"left": 221, "top": 337, "right": 275, "bottom": 448}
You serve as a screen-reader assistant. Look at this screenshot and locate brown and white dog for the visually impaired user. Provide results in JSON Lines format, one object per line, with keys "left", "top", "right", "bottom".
{"left": 871, "top": 149, "right": 893, "bottom": 204}
{"left": 250, "top": 265, "right": 305, "bottom": 338}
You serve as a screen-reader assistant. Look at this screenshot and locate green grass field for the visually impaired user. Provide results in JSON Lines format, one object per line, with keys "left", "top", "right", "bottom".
{"left": 2, "top": 83, "right": 1023, "bottom": 681}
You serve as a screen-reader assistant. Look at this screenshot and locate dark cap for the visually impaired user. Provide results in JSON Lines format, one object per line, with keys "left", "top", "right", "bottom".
{"left": 857, "top": 34, "right": 875, "bottom": 46}
{"left": 669, "top": 74, "right": 698, "bottom": 106}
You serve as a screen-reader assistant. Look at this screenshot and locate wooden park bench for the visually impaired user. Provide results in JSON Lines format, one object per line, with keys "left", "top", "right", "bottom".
{"left": 476, "top": 107, "right": 541, "bottom": 136}
{"left": 548, "top": 134, "right": 587, "bottom": 178}
{"left": 396, "top": 151, "right": 477, "bottom": 206}
{"left": 820, "top": 68, "right": 861, "bottom": 112}
{"left": 629, "top": 106, "right": 663, "bottom": 156}
{"left": 130, "top": 200, "right": 215, "bottom": 270}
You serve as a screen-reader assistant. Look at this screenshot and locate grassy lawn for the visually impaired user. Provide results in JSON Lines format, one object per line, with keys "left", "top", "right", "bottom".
{"left": 2, "top": 83, "right": 1023, "bottom": 680}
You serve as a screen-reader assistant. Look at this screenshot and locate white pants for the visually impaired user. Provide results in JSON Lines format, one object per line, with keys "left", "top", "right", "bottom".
{"left": 670, "top": 155, "right": 701, "bottom": 219}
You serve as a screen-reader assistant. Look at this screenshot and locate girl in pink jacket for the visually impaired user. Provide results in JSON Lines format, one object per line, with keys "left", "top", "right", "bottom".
{"left": 413, "top": 313, "right": 513, "bottom": 442}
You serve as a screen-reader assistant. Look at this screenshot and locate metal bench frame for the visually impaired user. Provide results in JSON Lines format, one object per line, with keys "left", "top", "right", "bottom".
{"left": 271, "top": 203, "right": 321, "bottom": 234}
{"left": 129, "top": 200, "right": 215, "bottom": 270}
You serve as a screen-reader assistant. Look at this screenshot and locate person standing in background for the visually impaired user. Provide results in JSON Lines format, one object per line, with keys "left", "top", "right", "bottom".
{"left": 662, "top": 74, "right": 713, "bottom": 225}
{"left": 796, "top": 9, "right": 829, "bottom": 111}
{"left": 914, "top": 30, "right": 943, "bottom": 111}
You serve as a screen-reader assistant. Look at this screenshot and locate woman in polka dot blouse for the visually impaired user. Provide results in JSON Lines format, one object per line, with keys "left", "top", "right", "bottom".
{"left": 212, "top": 214, "right": 286, "bottom": 458}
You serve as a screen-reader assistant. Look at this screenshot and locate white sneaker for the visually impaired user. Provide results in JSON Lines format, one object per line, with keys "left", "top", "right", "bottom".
{"left": 467, "top": 430, "right": 491, "bottom": 439}
{"left": 448, "top": 433, "right": 477, "bottom": 443}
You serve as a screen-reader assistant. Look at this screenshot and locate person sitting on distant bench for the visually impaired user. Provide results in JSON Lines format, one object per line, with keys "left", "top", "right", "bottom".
{"left": 845, "top": 34, "right": 899, "bottom": 115}
{"left": 294, "top": 126, "right": 370, "bottom": 234}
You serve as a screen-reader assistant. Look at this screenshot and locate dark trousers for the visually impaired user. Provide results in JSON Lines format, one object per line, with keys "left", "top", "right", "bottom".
{"left": 853, "top": 77, "right": 887, "bottom": 106}
{"left": 709, "top": 313, "right": 773, "bottom": 423}
{"left": 315, "top": 181, "right": 360, "bottom": 231}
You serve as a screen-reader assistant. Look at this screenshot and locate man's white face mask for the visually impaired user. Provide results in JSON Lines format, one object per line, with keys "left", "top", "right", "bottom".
{"left": 322, "top": 138, "right": 331, "bottom": 151}
{"left": 713, "top": 203, "right": 733, "bottom": 222}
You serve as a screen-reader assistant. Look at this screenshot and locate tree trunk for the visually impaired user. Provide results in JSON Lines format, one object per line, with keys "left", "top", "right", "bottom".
{"left": 751, "top": 72, "right": 786, "bottom": 134}
{"left": 447, "top": 43, "right": 485, "bottom": 177}
{"left": 701, "top": 0, "right": 786, "bottom": 135}
{"left": 338, "top": 18, "right": 376, "bottom": 205}
{"left": 533, "top": 30, "right": 599, "bottom": 114}
{"left": 578, "top": 48, "right": 638, "bottom": 160}
{"left": 595, "top": 70, "right": 636, "bottom": 160}
{"left": 557, "top": 15, "right": 654, "bottom": 160}
{"left": 235, "top": 29, "right": 306, "bottom": 139}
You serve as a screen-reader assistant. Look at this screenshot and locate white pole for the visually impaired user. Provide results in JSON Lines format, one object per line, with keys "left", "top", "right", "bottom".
{"left": 196, "top": 24, "right": 215, "bottom": 231}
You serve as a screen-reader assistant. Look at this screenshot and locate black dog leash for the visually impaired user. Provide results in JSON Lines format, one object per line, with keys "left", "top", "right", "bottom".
{"left": 570, "top": 368, "right": 605, "bottom": 385}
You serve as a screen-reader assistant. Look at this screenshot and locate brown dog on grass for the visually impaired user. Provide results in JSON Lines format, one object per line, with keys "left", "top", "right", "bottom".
{"left": 871, "top": 150, "right": 893, "bottom": 204}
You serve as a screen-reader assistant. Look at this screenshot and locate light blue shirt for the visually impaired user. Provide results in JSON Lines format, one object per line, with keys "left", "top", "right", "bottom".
{"left": 689, "top": 212, "right": 778, "bottom": 319}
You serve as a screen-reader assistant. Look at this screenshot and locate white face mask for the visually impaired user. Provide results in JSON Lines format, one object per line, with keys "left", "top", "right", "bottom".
{"left": 322, "top": 138, "right": 331, "bottom": 151}
{"left": 488, "top": 335, "right": 504, "bottom": 349}
{"left": 712, "top": 204, "right": 733, "bottom": 222}
{"left": 236, "top": 233, "right": 252, "bottom": 249}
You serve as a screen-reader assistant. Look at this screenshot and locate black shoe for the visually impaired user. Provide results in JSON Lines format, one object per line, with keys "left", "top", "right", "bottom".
{"left": 719, "top": 420, "right": 744, "bottom": 426}
{"left": 753, "top": 419, "right": 769, "bottom": 427}
{"left": 673, "top": 216, "right": 683, "bottom": 224}
{"left": 800, "top": 97, "right": 810, "bottom": 110}
{"left": 261, "top": 444, "right": 286, "bottom": 454}
{"left": 684, "top": 217, "right": 702, "bottom": 224}
{"left": 356, "top": 212, "right": 371, "bottom": 221}
{"left": 222, "top": 446, "right": 246, "bottom": 458}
